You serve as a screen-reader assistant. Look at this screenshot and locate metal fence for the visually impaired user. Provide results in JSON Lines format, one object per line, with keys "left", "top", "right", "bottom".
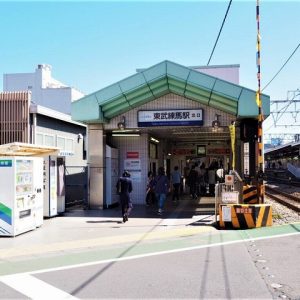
{"left": 65, "top": 166, "right": 88, "bottom": 208}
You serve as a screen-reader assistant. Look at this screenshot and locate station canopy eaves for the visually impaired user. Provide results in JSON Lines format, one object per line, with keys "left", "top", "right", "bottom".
{"left": 71, "top": 60, "right": 270, "bottom": 123}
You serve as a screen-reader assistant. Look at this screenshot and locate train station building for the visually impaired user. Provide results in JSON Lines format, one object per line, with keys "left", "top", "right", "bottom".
{"left": 71, "top": 60, "right": 270, "bottom": 209}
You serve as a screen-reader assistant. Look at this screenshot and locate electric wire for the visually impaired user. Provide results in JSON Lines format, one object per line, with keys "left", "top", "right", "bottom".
{"left": 262, "top": 43, "right": 300, "bottom": 92}
{"left": 207, "top": 0, "right": 232, "bottom": 66}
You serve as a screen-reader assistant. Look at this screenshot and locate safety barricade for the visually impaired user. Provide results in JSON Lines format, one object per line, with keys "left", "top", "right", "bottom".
{"left": 219, "top": 203, "right": 272, "bottom": 229}
{"left": 242, "top": 185, "right": 258, "bottom": 204}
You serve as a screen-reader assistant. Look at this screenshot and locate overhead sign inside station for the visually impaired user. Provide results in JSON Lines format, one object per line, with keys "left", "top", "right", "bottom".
{"left": 127, "top": 152, "right": 139, "bottom": 159}
{"left": 138, "top": 109, "right": 203, "bottom": 127}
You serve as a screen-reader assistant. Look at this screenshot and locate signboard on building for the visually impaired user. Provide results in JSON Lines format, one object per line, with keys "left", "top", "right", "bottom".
{"left": 138, "top": 109, "right": 203, "bottom": 127}
{"left": 271, "top": 138, "right": 282, "bottom": 146}
{"left": 172, "top": 148, "right": 196, "bottom": 156}
{"left": 221, "top": 191, "right": 239, "bottom": 204}
{"left": 0, "top": 159, "right": 12, "bottom": 167}
{"left": 206, "top": 148, "right": 230, "bottom": 155}
{"left": 127, "top": 152, "right": 139, "bottom": 159}
{"left": 124, "top": 159, "right": 141, "bottom": 182}
{"left": 58, "top": 151, "right": 74, "bottom": 156}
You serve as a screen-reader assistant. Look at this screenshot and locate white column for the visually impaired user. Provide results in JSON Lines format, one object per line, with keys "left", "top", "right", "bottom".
{"left": 88, "top": 124, "right": 104, "bottom": 209}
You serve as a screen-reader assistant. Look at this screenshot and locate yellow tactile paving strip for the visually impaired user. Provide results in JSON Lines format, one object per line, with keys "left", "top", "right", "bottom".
{"left": 0, "top": 226, "right": 216, "bottom": 259}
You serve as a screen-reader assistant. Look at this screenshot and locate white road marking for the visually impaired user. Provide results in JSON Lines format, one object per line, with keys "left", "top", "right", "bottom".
{"left": 0, "top": 230, "right": 298, "bottom": 280}
{"left": 0, "top": 273, "right": 79, "bottom": 300}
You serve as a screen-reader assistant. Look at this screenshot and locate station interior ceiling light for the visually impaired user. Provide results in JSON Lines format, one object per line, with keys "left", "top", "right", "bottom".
{"left": 150, "top": 137, "right": 159, "bottom": 143}
{"left": 112, "top": 129, "right": 140, "bottom": 133}
{"left": 110, "top": 126, "right": 230, "bottom": 143}
{"left": 111, "top": 128, "right": 141, "bottom": 137}
{"left": 112, "top": 133, "right": 140, "bottom": 137}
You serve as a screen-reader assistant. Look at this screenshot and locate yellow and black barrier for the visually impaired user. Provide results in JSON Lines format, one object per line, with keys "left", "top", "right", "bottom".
{"left": 219, "top": 204, "right": 272, "bottom": 229}
{"left": 242, "top": 185, "right": 258, "bottom": 204}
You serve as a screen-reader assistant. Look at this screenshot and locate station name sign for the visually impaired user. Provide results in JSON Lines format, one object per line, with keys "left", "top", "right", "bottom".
{"left": 138, "top": 109, "right": 203, "bottom": 127}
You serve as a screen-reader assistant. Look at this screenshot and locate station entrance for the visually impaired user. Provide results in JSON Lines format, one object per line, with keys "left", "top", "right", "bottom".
{"left": 71, "top": 60, "right": 270, "bottom": 210}
{"left": 101, "top": 96, "right": 236, "bottom": 209}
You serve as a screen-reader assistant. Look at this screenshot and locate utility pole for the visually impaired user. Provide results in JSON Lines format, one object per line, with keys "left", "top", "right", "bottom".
{"left": 256, "top": 0, "right": 264, "bottom": 203}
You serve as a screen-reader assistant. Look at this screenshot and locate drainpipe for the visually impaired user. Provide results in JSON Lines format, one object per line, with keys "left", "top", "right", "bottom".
{"left": 31, "top": 113, "right": 37, "bottom": 144}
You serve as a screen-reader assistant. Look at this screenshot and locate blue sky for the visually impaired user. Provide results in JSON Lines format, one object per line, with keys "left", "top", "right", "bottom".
{"left": 0, "top": 1, "right": 299, "bottom": 103}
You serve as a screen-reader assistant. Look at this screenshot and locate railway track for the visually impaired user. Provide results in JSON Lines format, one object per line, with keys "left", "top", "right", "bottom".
{"left": 265, "top": 185, "right": 300, "bottom": 213}
{"left": 266, "top": 176, "right": 300, "bottom": 187}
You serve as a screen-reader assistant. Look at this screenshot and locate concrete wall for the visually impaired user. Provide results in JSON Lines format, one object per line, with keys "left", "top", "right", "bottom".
{"left": 3, "top": 64, "right": 84, "bottom": 115}
{"left": 37, "top": 88, "right": 73, "bottom": 114}
{"left": 3, "top": 73, "right": 35, "bottom": 91}
{"left": 35, "top": 114, "right": 87, "bottom": 205}
{"left": 104, "top": 93, "right": 236, "bottom": 131}
{"left": 192, "top": 65, "right": 240, "bottom": 85}
{"left": 88, "top": 124, "right": 104, "bottom": 209}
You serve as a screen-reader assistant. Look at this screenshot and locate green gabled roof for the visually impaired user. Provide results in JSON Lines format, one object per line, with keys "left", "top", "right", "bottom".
{"left": 71, "top": 60, "right": 270, "bottom": 123}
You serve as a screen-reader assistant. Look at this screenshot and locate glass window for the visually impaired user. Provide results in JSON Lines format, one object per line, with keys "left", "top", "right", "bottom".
{"left": 44, "top": 134, "right": 55, "bottom": 146}
{"left": 57, "top": 136, "right": 65, "bottom": 150}
{"left": 36, "top": 133, "right": 44, "bottom": 145}
{"left": 149, "top": 143, "right": 157, "bottom": 159}
{"left": 65, "top": 138, "right": 74, "bottom": 152}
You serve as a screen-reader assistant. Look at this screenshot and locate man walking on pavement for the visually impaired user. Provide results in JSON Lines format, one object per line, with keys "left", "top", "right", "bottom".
{"left": 116, "top": 170, "right": 133, "bottom": 223}
{"left": 171, "top": 166, "right": 181, "bottom": 204}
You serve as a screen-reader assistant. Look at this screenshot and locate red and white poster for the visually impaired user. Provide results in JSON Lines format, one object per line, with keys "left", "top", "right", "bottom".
{"left": 126, "top": 152, "right": 139, "bottom": 159}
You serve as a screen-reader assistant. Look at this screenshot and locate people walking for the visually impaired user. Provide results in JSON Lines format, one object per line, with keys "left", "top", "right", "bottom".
{"left": 187, "top": 165, "right": 198, "bottom": 199}
{"left": 208, "top": 160, "right": 218, "bottom": 196}
{"left": 183, "top": 164, "right": 190, "bottom": 193}
{"left": 153, "top": 167, "right": 170, "bottom": 215}
{"left": 116, "top": 170, "right": 133, "bottom": 223}
{"left": 145, "top": 171, "right": 156, "bottom": 206}
{"left": 199, "top": 162, "right": 207, "bottom": 196}
{"left": 194, "top": 162, "right": 201, "bottom": 196}
{"left": 171, "top": 166, "right": 181, "bottom": 203}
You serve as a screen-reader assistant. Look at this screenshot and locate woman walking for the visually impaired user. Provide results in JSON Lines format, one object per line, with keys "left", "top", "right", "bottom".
{"left": 153, "top": 167, "right": 170, "bottom": 215}
{"left": 145, "top": 171, "right": 156, "bottom": 206}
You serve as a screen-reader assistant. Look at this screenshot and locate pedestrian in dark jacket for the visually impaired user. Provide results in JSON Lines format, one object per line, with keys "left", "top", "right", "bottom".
{"left": 116, "top": 170, "right": 133, "bottom": 223}
{"left": 188, "top": 165, "right": 198, "bottom": 199}
{"left": 153, "top": 167, "right": 170, "bottom": 215}
{"left": 146, "top": 171, "right": 156, "bottom": 206}
{"left": 171, "top": 166, "right": 181, "bottom": 203}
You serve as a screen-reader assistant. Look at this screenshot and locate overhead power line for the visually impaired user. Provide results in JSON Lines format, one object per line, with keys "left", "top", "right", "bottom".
{"left": 262, "top": 43, "right": 300, "bottom": 92}
{"left": 207, "top": 0, "right": 232, "bottom": 66}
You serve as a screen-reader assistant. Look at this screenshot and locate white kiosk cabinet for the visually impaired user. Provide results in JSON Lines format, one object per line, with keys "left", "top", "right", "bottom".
{"left": 0, "top": 157, "right": 43, "bottom": 236}
{"left": 43, "top": 156, "right": 58, "bottom": 217}
{"left": 0, "top": 143, "right": 59, "bottom": 237}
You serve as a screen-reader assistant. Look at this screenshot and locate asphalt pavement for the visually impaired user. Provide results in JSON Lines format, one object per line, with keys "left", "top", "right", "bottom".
{"left": 0, "top": 196, "right": 299, "bottom": 299}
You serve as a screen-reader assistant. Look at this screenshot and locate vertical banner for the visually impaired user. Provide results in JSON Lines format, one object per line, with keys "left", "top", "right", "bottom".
{"left": 229, "top": 123, "right": 236, "bottom": 170}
